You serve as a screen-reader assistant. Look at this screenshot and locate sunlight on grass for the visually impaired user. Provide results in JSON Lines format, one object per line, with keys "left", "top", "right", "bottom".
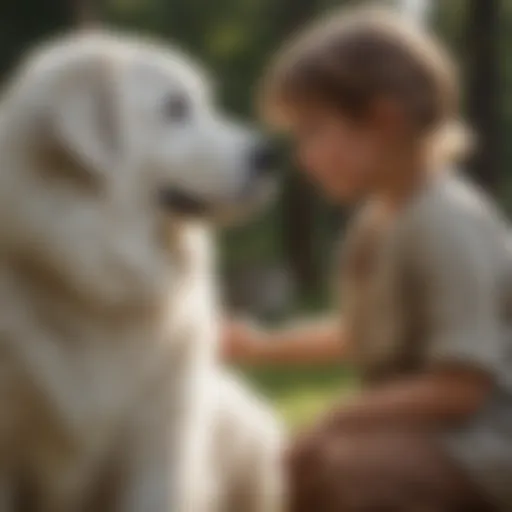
{"left": 236, "top": 364, "right": 358, "bottom": 430}
{"left": 273, "top": 387, "right": 342, "bottom": 430}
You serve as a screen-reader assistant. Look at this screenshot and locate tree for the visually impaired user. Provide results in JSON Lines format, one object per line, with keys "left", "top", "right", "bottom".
{"left": 465, "top": 0, "right": 501, "bottom": 192}
{"left": 0, "top": 0, "right": 97, "bottom": 83}
{"left": 272, "top": 0, "right": 321, "bottom": 297}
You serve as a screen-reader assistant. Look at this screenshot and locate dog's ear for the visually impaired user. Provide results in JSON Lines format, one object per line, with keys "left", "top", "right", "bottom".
{"left": 51, "top": 60, "right": 123, "bottom": 176}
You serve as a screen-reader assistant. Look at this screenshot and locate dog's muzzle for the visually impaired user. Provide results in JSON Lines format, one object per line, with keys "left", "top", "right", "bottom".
{"left": 248, "top": 140, "right": 280, "bottom": 179}
{"left": 159, "top": 140, "right": 280, "bottom": 218}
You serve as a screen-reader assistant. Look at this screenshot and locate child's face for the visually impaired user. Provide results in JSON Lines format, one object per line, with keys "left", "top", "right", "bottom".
{"left": 288, "top": 105, "right": 396, "bottom": 203}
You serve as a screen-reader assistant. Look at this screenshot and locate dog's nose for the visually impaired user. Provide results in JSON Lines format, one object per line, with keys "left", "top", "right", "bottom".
{"left": 249, "top": 141, "right": 279, "bottom": 177}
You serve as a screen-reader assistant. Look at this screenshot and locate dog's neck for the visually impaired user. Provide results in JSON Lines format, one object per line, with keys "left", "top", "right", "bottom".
{"left": 0, "top": 218, "right": 219, "bottom": 454}
{"left": 0, "top": 156, "right": 206, "bottom": 312}
{"left": 0, "top": 223, "right": 215, "bottom": 353}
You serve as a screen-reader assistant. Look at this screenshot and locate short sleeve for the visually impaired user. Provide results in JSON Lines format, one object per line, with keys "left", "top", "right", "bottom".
{"left": 405, "top": 204, "right": 502, "bottom": 374}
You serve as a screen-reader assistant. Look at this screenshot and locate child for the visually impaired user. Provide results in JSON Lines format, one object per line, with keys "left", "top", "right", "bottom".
{"left": 233, "top": 7, "right": 511, "bottom": 511}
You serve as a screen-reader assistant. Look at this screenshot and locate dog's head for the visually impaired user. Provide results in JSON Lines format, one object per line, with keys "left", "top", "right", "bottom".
{"left": 0, "top": 32, "right": 277, "bottom": 307}
{"left": 16, "top": 31, "right": 277, "bottom": 219}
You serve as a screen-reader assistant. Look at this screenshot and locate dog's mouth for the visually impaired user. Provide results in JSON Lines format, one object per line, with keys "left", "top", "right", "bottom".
{"left": 158, "top": 179, "right": 277, "bottom": 224}
{"left": 159, "top": 188, "right": 211, "bottom": 217}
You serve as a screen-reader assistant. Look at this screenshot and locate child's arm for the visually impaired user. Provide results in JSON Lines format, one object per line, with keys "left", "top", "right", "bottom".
{"left": 321, "top": 366, "right": 491, "bottom": 432}
{"left": 222, "top": 317, "right": 346, "bottom": 364}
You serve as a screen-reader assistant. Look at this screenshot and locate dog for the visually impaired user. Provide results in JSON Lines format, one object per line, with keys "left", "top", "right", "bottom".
{"left": 0, "top": 31, "right": 283, "bottom": 511}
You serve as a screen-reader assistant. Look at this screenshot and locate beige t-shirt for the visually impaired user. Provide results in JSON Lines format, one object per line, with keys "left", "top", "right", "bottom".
{"left": 340, "top": 172, "right": 512, "bottom": 508}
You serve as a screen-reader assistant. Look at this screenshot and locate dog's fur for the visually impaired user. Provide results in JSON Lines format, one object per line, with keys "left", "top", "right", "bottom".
{"left": 0, "top": 31, "right": 283, "bottom": 511}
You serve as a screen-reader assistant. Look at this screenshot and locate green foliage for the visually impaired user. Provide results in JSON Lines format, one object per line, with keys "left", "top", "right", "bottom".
{"left": 0, "top": 0, "right": 76, "bottom": 81}
{"left": 236, "top": 364, "right": 358, "bottom": 428}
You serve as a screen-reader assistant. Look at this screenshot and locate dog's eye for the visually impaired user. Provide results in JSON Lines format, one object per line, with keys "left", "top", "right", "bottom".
{"left": 164, "top": 95, "right": 190, "bottom": 122}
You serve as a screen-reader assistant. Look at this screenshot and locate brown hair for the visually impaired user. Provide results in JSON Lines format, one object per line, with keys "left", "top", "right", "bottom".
{"left": 262, "top": 6, "right": 470, "bottom": 161}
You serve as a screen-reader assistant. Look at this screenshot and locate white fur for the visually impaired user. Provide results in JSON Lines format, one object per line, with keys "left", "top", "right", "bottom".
{"left": 212, "top": 372, "right": 284, "bottom": 512}
{"left": 0, "top": 31, "right": 283, "bottom": 511}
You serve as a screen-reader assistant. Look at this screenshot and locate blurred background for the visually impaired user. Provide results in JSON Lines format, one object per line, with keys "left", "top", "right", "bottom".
{"left": 0, "top": 0, "right": 504, "bottom": 428}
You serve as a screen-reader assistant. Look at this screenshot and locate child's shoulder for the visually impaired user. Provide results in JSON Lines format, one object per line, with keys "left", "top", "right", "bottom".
{"left": 401, "top": 170, "right": 506, "bottom": 241}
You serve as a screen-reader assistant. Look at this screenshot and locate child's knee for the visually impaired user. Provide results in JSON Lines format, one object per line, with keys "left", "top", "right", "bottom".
{"left": 288, "top": 429, "right": 487, "bottom": 512}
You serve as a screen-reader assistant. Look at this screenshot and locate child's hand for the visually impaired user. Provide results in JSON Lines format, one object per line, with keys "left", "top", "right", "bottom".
{"left": 221, "top": 317, "right": 264, "bottom": 362}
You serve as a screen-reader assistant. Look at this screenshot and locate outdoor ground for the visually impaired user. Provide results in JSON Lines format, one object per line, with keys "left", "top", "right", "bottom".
{"left": 235, "top": 364, "right": 358, "bottom": 430}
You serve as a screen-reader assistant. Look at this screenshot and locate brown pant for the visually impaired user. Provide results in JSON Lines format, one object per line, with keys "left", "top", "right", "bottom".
{"left": 287, "top": 429, "right": 496, "bottom": 512}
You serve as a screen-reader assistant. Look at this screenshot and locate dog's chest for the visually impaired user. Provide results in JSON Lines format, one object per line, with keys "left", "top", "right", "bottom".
{"left": 0, "top": 230, "right": 217, "bottom": 490}
{"left": 14, "top": 322, "right": 166, "bottom": 447}
{"left": 1, "top": 291, "right": 178, "bottom": 467}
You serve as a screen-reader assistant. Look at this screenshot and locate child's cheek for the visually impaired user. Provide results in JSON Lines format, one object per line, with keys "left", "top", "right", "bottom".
{"left": 295, "top": 128, "right": 378, "bottom": 202}
{"left": 323, "top": 139, "right": 374, "bottom": 200}
{"left": 296, "top": 139, "right": 334, "bottom": 185}
{"left": 297, "top": 139, "right": 356, "bottom": 200}
{"left": 338, "top": 138, "right": 383, "bottom": 194}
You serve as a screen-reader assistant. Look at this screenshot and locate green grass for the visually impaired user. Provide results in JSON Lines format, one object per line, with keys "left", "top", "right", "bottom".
{"left": 235, "top": 364, "right": 358, "bottom": 430}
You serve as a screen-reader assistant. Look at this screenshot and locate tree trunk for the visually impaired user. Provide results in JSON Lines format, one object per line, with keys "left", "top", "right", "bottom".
{"left": 0, "top": 0, "right": 98, "bottom": 83}
{"left": 465, "top": 0, "right": 501, "bottom": 192}
{"left": 272, "top": 0, "right": 320, "bottom": 296}
{"left": 73, "top": 0, "right": 101, "bottom": 27}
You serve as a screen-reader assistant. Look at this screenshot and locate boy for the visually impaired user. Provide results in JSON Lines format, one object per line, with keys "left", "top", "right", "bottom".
{"left": 233, "top": 7, "right": 508, "bottom": 511}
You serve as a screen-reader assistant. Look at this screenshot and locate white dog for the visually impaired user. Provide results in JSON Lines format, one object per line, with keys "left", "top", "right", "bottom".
{"left": 0, "top": 31, "right": 283, "bottom": 511}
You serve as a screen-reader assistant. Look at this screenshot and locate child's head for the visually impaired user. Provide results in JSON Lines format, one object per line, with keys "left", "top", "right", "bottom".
{"left": 262, "top": 7, "right": 467, "bottom": 203}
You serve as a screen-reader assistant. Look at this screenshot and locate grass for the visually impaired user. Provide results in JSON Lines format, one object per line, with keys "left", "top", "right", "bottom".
{"left": 234, "top": 364, "right": 359, "bottom": 430}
